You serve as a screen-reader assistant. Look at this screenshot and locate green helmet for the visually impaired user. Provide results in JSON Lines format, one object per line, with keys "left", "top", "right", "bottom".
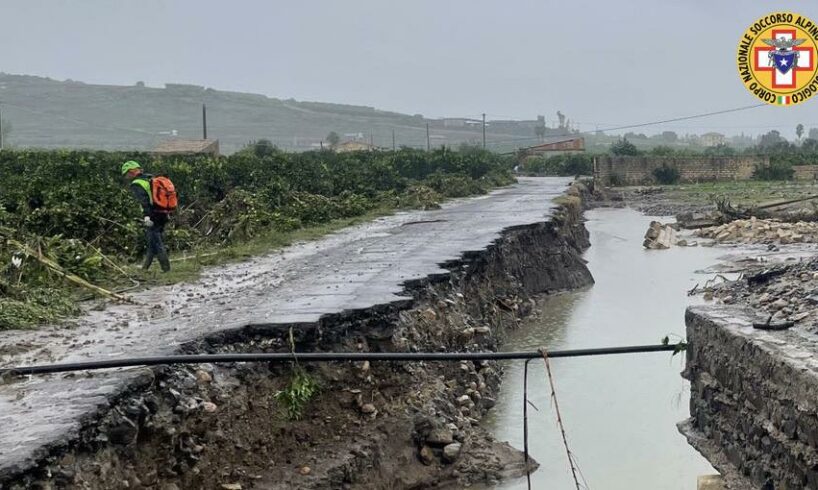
{"left": 121, "top": 160, "right": 142, "bottom": 175}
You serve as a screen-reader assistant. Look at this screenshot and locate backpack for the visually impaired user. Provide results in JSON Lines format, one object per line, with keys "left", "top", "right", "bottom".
{"left": 150, "top": 176, "right": 178, "bottom": 212}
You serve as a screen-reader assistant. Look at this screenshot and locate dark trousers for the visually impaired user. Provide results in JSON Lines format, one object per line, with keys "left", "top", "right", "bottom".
{"left": 144, "top": 213, "right": 170, "bottom": 272}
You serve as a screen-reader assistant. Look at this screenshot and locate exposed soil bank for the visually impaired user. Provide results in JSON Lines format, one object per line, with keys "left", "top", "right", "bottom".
{"left": 1, "top": 185, "right": 593, "bottom": 489}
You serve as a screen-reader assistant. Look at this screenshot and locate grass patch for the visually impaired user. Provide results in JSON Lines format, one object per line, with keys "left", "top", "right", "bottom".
{"left": 0, "top": 288, "right": 80, "bottom": 330}
{"left": 553, "top": 195, "right": 582, "bottom": 208}
{"left": 648, "top": 181, "right": 818, "bottom": 207}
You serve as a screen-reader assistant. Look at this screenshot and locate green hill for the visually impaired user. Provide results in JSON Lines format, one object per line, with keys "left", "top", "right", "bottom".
{"left": 0, "top": 73, "right": 545, "bottom": 154}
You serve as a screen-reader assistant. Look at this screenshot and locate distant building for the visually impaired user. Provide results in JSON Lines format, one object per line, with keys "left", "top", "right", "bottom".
{"left": 443, "top": 118, "right": 467, "bottom": 128}
{"left": 152, "top": 139, "right": 220, "bottom": 156}
{"left": 335, "top": 140, "right": 377, "bottom": 152}
{"left": 518, "top": 136, "right": 585, "bottom": 157}
{"left": 700, "top": 132, "right": 726, "bottom": 147}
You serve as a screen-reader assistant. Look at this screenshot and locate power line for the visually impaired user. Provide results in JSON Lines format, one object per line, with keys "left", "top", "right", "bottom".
{"left": 486, "top": 105, "right": 769, "bottom": 132}
{"left": 484, "top": 103, "right": 769, "bottom": 148}
{"left": 594, "top": 103, "right": 767, "bottom": 134}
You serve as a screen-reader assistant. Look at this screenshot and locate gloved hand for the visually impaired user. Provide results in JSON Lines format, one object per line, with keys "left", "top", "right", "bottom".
{"left": 143, "top": 216, "right": 154, "bottom": 228}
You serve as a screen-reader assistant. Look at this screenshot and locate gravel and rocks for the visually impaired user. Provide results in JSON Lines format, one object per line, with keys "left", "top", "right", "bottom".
{"left": 693, "top": 258, "right": 818, "bottom": 330}
{"left": 696, "top": 217, "right": 818, "bottom": 245}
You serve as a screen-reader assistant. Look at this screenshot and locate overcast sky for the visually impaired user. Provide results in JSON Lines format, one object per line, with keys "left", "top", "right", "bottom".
{"left": 3, "top": 0, "right": 818, "bottom": 137}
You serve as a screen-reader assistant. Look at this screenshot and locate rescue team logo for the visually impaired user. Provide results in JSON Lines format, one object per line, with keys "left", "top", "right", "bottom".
{"left": 738, "top": 12, "right": 818, "bottom": 106}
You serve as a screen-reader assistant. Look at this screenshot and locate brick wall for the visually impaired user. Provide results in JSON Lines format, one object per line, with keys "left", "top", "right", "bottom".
{"left": 593, "top": 155, "right": 765, "bottom": 185}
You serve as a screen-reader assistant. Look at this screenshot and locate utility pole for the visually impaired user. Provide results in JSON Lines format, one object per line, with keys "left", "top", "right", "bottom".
{"left": 202, "top": 104, "right": 208, "bottom": 140}
{"left": 482, "top": 113, "right": 486, "bottom": 149}
{"left": 392, "top": 129, "right": 396, "bottom": 150}
{"left": 426, "top": 123, "right": 430, "bottom": 151}
{"left": 370, "top": 132, "right": 374, "bottom": 147}
{"left": 320, "top": 140, "right": 324, "bottom": 150}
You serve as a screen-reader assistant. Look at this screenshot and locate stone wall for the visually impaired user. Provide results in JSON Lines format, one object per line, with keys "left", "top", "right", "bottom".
{"left": 681, "top": 305, "right": 818, "bottom": 489}
{"left": 793, "top": 165, "right": 818, "bottom": 181}
{"left": 593, "top": 156, "right": 764, "bottom": 186}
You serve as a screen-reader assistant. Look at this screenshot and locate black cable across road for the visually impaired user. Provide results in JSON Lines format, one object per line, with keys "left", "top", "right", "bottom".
{"left": 1, "top": 344, "right": 678, "bottom": 376}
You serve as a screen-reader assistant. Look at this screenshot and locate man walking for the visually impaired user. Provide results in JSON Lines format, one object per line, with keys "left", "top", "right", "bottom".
{"left": 122, "top": 161, "right": 171, "bottom": 272}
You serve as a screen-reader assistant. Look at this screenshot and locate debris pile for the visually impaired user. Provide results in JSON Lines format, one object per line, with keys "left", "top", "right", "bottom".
{"left": 693, "top": 259, "right": 818, "bottom": 329}
{"left": 643, "top": 221, "right": 697, "bottom": 249}
{"left": 695, "top": 217, "right": 818, "bottom": 245}
{"left": 676, "top": 211, "right": 723, "bottom": 230}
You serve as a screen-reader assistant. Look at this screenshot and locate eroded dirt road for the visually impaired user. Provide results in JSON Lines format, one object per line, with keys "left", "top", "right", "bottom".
{"left": 0, "top": 177, "right": 572, "bottom": 480}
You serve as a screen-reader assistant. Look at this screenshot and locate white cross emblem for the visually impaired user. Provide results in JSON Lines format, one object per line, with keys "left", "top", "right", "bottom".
{"left": 755, "top": 29, "right": 813, "bottom": 88}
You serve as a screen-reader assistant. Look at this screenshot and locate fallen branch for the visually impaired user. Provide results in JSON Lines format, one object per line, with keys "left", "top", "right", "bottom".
{"left": 703, "top": 274, "right": 732, "bottom": 289}
{"left": 754, "top": 194, "right": 818, "bottom": 211}
{"left": 171, "top": 251, "right": 220, "bottom": 263}
{"left": 400, "top": 219, "right": 448, "bottom": 227}
{"left": 747, "top": 267, "right": 787, "bottom": 286}
{"left": 3, "top": 235, "right": 135, "bottom": 304}
{"left": 86, "top": 242, "right": 138, "bottom": 282}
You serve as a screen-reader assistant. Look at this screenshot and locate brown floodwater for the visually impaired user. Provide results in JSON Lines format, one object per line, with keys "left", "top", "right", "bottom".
{"left": 485, "top": 207, "right": 727, "bottom": 489}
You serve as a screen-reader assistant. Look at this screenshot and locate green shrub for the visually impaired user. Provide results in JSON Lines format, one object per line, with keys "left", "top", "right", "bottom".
{"left": 610, "top": 138, "right": 639, "bottom": 156}
{"left": 753, "top": 162, "right": 794, "bottom": 180}
{"left": 652, "top": 165, "right": 680, "bottom": 185}
{"left": 0, "top": 147, "right": 515, "bottom": 328}
{"left": 561, "top": 154, "right": 593, "bottom": 176}
{"left": 650, "top": 146, "right": 676, "bottom": 156}
{"left": 424, "top": 171, "right": 486, "bottom": 198}
{"left": 521, "top": 154, "right": 593, "bottom": 176}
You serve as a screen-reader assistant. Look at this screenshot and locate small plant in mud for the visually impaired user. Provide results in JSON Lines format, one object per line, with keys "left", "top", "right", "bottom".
{"left": 661, "top": 335, "right": 687, "bottom": 356}
{"left": 274, "top": 366, "right": 320, "bottom": 420}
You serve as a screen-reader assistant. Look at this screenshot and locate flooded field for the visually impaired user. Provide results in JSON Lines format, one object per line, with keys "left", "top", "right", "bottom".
{"left": 486, "top": 207, "right": 726, "bottom": 490}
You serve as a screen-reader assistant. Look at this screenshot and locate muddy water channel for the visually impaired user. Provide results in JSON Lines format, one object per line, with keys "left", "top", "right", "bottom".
{"left": 486, "top": 207, "right": 725, "bottom": 489}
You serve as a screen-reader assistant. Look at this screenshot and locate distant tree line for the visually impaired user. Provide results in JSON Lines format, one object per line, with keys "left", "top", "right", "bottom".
{"left": 605, "top": 123, "right": 818, "bottom": 181}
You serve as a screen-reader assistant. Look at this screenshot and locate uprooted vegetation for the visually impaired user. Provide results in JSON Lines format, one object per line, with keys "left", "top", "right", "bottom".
{"left": 0, "top": 147, "right": 515, "bottom": 329}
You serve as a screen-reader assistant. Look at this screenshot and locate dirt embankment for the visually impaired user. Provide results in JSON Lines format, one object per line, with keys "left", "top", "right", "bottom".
{"left": 3, "top": 185, "right": 593, "bottom": 490}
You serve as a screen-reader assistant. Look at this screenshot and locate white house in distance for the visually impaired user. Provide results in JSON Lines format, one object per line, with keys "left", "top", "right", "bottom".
{"left": 700, "top": 132, "right": 726, "bottom": 147}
